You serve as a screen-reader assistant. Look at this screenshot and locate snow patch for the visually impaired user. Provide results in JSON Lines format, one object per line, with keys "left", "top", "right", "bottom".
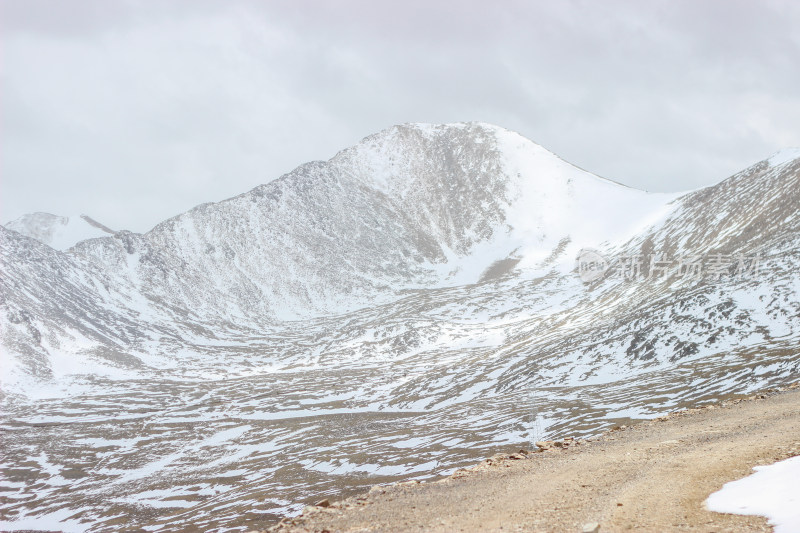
{"left": 706, "top": 455, "right": 800, "bottom": 533}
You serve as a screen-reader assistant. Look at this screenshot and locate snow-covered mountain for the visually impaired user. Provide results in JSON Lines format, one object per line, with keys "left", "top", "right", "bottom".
{"left": 1, "top": 123, "right": 798, "bottom": 532}
{"left": 61, "top": 123, "right": 675, "bottom": 323}
{"left": 1, "top": 122, "right": 681, "bottom": 374}
{"left": 4, "top": 212, "right": 115, "bottom": 251}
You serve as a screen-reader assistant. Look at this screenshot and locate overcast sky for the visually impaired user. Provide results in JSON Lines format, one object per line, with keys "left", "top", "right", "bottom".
{"left": 2, "top": 0, "right": 799, "bottom": 232}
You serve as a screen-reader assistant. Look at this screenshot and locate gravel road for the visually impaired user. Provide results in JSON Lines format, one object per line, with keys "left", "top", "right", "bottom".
{"left": 267, "top": 384, "right": 800, "bottom": 532}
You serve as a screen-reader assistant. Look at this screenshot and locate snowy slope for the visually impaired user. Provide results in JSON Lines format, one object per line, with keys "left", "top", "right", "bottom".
{"left": 1, "top": 123, "right": 799, "bottom": 532}
{"left": 4, "top": 213, "right": 115, "bottom": 251}
{"left": 333, "top": 123, "right": 679, "bottom": 283}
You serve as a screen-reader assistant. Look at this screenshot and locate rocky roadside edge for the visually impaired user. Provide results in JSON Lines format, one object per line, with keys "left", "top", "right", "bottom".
{"left": 261, "top": 381, "right": 800, "bottom": 533}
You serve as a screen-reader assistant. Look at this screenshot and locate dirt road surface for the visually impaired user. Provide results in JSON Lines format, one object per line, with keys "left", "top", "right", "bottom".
{"left": 267, "top": 384, "right": 800, "bottom": 532}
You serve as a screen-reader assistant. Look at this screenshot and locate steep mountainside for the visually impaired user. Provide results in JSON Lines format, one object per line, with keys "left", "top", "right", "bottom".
{"left": 622, "top": 148, "right": 800, "bottom": 257}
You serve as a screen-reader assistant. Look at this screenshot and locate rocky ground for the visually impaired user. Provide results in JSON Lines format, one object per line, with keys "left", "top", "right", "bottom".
{"left": 264, "top": 383, "right": 800, "bottom": 533}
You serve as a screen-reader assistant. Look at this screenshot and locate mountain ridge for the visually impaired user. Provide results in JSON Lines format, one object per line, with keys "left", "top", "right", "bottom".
{"left": 35, "top": 123, "right": 680, "bottom": 324}
{"left": 2, "top": 122, "right": 797, "bottom": 386}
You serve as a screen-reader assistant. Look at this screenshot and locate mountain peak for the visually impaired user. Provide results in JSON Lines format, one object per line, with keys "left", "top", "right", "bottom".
{"left": 4, "top": 212, "right": 115, "bottom": 251}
